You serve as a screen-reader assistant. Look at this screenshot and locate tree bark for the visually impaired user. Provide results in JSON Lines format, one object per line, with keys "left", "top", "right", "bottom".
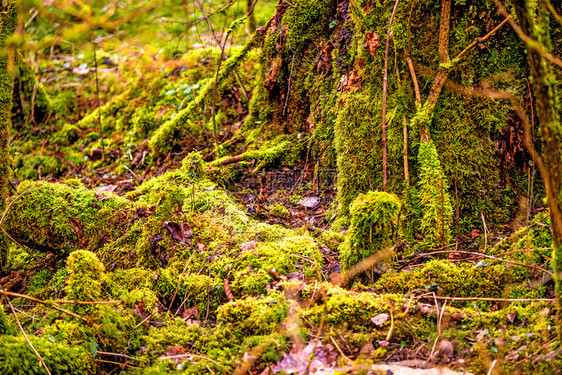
{"left": 513, "top": 0, "right": 562, "bottom": 336}
{"left": 0, "top": 1, "right": 17, "bottom": 269}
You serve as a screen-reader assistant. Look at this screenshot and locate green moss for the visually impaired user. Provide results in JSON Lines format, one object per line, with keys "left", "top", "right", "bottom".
{"left": 334, "top": 92, "right": 382, "bottom": 219}
{"left": 378, "top": 259, "right": 509, "bottom": 301}
{"left": 217, "top": 291, "right": 289, "bottom": 337}
{"left": 26, "top": 269, "right": 54, "bottom": 299}
{"left": 339, "top": 191, "right": 401, "bottom": 271}
{"left": 268, "top": 202, "right": 290, "bottom": 217}
{"left": 232, "top": 235, "right": 323, "bottom": 295}
{"left": 417, "top": 141, "right": 453, "bottom": 247}
{"left": 0, "top": 306, "right": 12, "bottom": 335}
{"left": 0, "top": 0, "right": 17, "bottom": 269}
{"left": 65, "top": 250, "right": 105, "bottom": 301}
{"left": 0, "top": 335, "right": 93, "bottom": 374}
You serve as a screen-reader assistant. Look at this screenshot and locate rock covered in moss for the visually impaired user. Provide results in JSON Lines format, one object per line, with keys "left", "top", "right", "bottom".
{"left": 339, "top": 191, "right": 401, "bottom": 271}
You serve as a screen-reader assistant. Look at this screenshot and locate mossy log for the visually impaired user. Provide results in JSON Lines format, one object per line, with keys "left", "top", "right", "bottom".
{"left": 4, "top": 180, "right": 147, "bottom": 258}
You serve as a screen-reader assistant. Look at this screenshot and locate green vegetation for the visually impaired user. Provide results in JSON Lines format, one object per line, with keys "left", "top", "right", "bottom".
{"left": 339, "top": 191, "right": 401, "bottom": 271}
{"left": 0, "top": 0, "right": 560, "bottom": 373}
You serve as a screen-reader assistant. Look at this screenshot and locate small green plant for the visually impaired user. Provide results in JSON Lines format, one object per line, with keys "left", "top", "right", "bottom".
{"left": 268, "top": 203, "right": 290, "bottom": 217}
{"left": 339, "top": 191, "right": 401, "bottom": 271}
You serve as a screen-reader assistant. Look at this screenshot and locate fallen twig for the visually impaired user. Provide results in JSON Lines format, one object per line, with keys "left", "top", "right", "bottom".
{"left": 3, "top": 290, "right": 52, "bottom": 375}
{"left": 0, "top": 290, "right": 96, "bottom": 325}
{"left": 399, "top": 249, "right": 553, "bottom": 277}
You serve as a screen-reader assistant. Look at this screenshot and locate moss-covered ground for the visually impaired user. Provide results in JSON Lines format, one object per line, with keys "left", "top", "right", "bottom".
{"left": 0, "top": 0, "right": 561, "bottom": 374}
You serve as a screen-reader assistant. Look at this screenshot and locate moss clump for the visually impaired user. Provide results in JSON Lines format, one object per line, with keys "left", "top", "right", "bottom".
{"left": 181, "top": 151, "right": 205, "bottom": 178}
{"left": 417, "top": 141, "right": 453, "bottom": 247}
{"left": 0, "top": 335, "right": 93, "bottom": 374}
{"left": 268, "top": 203, "right": 290, "bottom": 217}
{"left": 209, "top": 139, "right": 292, "bottom": 171}
{"left": 377, "top": 259, "right": 509, "bottom": 300}
{"left": 3, "top": 180, "right": 136, "bottom": 256}
{"left": 65, "top": 250, "right": 105, "bottom": 301}
{"left": 339, "top": 191, "right": 401, "bottom": 271}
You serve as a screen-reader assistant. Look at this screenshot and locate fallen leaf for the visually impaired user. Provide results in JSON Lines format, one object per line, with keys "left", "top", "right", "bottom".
{"left": 273, "top": 340, "right": 336, "bottom": 374}
{"left": 240, "top": 240, "right": 258, "bottom": 252}
{"left": 364, "top": 31, "right": 380, "bottom": 56}
{"left": 95, "top": 185, "right": 118, "bottom": 194}
{"left": 359, "top": 342, "right": 374, "bottom": 355}
{"left": 507, "top": 311, "right": 517, "bottom": 324}
{"left": 164, "top": 221, "right": 192, "bottom": 246}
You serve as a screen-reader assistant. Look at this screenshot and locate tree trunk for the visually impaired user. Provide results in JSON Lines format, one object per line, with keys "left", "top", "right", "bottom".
{"left": 0, "top": 1, "right": 17, "bottom": 269}
{"left": 513, "top": 0, "right": 562, "bottom": 336}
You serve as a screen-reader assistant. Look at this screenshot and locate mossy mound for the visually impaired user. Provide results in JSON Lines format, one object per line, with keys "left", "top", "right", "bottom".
{"left": 339, "top": 191, "right": 401, "bottom": 271}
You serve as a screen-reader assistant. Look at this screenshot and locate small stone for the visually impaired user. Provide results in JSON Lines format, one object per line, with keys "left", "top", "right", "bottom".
{"left": 298, "top": 196, "right": 321, "bottom": 209}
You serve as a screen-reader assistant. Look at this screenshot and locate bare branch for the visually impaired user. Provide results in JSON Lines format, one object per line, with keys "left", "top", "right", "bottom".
{"left": 454, "top": 15, "right": 511, "bottom": 61}
{"left": 492, "top": 0, "right": 562, "bottom": 69}
{"left": 3, "top": 290, "right": 52, "bottom": 375}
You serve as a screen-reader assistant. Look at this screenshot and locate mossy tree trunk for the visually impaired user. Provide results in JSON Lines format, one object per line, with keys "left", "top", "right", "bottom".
{"left": 243, "top": 0, "right": 539, "bottom": 239}
{"left": 0, "top": 1, "right": 17, "bottom": 269}
{"left": 512, "top": 0, "right": 562, "bottom": 336}
{"left": 409, "top": 0, "right": 453, "bottom": 246}
{"left": 246, "top": 0, "right": 256, "bottom": 32}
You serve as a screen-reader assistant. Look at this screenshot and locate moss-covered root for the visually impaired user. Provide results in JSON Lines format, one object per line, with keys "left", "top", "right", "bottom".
{"left": 417, "top": 141, "right": 453, "bottom": 247}
{"left": 208, "top": 140, "right": 290, "bottom": 170}
{"left": 0, "top": 1, "right": 18, "bottom": 269}
{"left": 149, "top": 32, "right": 263, "bottom": 157}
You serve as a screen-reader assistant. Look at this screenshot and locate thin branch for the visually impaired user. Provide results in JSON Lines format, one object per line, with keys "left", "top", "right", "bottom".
{"left": 283, "top": 52, "right": 295, "bottom": 116}
{"left": 403, "top": 249, "right": 553, "bottom": 276}
{"left": 545, "top": 0, "right": 562, "bottom": 26}
{"left": 425, "top": 295, "right": 555, "bottom": 303}
{"left": 406, "top": 56, "right": 421, "bottom": 109}
{"left": 381, "top": 0, "right": 401, "bottom": 191}
{"left": 3, "top": 291, "right": 52, "bottom": 375}
{"left": 492, "top": 0, "right": 562, "bottom": 69}
{"left": 94, "top": 358, "right": 140, "bottom": 369}
{"left": 0, "top": 290, "right": 95, "bottom": 325}
{"left": 93, "top": 42, "right": 105, "bottom": 159}
{"left": 97, "top": 351, "right": 146, "bottom": 363}
{"left": 454, "top": 15, "right": 511, "bottom": 61}
{"left": 168, "top": 248, "right": 196, "bottom": 310}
